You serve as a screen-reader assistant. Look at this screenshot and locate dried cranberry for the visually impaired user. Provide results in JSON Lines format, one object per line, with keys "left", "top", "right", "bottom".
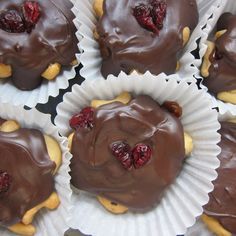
{"left": 0, "top": 171, "right": 11, "bottom": 194}
{"left": 0, "top": 10, "right": 25, "bottom": 33}
{"left": 133, "top": 0, "right": 167, "bottom": 34}
{"left": 0, "top": 1, "right": 41, "bottom": 34}
{"left": 132, "top": 143, "right": 152, "bottom": 169}
{"left": 110, "top": 141, "right": 133, "bottom": 170}
{"left": 151, "top": 0, "right": 167, "bottom": 29}
{"left": 22, "top": 1, "right": 41, "bottom": 33}
{"left": 162, "top": 101, "right": 182, "bottom": 118}
{"left": 133, "top": 4, "right": 157, "bottom": 33}
{"left": 69, "top": 107, "right": 95, "bottom": 130}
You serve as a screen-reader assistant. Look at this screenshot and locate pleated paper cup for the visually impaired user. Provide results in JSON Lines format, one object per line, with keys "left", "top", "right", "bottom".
{"left": 55, "top": 72, "right": 220, "bottom": 236}
{"left": 0, "top": 105, "right": 72, "bottom": 236}
{"left": 197, "top": 0, "right": 236, "bottom": 115}
{"left": 75, "top": 0, "right": 217, "bottom": 83}
{"left": 186, "top": 108, "right": 236, "bottom": 236}
{"left": 186, "top": 219, "right": 213, "bottom": 236}
{"left": 0, "top": 0, "right": 80, "bottom": 108}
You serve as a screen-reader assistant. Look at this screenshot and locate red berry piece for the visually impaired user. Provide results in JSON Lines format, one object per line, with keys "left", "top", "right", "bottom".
{"left": 110, "top": 141, "right": 133, "bottom": 170}
{"left": 151, "top": 0, "right": 167, "bottom": 30}
{"left": 132, "top": 143, "right": 152, "bottom": 169}
{"left": 133, "top": 0, "right": 167, "bottom": 34}
{"left": 70, "top": 107, "right": 95, "bottom": 130}
{"left": 162, "top": 101, "right": 182, "bottom": 118}
{"left": 0, "top": 10, "right": 25, "bottom": 33}
{"left": 133, "top": 4, "right": 157, "bottom": 33}
{"left": 22, "top": 1, "right": 41, "bottom": 33}
{"left": 0, "top": 171, "right": 11, "bottom": 194}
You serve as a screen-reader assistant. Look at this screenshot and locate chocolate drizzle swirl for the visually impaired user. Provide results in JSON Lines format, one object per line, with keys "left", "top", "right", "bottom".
{"left": 96, "top": 0, "right": 198, "bottom": 77}
{"left": 0, "top": 128, "right": 55, "bottom": 227}
{"left": 70, "top": 95, "right": 185, "bottom": 211}
{"left": 0, "top": 0, "right": 78, "bottom": 90}
{"left": 204, "top": 122, "right": 236, "bottom": 233}
{"left": 203, "top": 13, "right": 236, "bottom": 95}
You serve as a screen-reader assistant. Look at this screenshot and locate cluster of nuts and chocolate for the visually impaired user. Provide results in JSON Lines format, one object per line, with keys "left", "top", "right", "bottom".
{"left": 68, "top": 92, "right": 193, "bottom": 214}
{"left": 0, "top": 0, "right": 78, "bottom": 91}
{"left": 202, "top": 13, "right": 236, "bottom": 105}
{"left": 93, "top": 0, "right": 198, "bottom": 77}
{"left": 0, "top": 119, "right": 62, "bottom": 236}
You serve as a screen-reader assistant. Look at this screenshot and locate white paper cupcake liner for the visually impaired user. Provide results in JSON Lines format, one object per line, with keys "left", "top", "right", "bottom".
{"left": 186, "top": 107, "right": 236, "bottom": 236}
{"left": 0, "top": 105, "right": 72, "bottom": 236}
{"left": 186, "top": 219, "right": 213, "bottom": 236}
{"left": 0, "top": 1, "right": 80, "bottom": 108}
{"left": 197, "top": 0, "right": 236, "bottom": 115}
{"left": 75, "top": 0, "right": 218, "bottom": 83}
{"left": 55, "top": 72, "right": 220, "bottom": 236}
{"left": 179, "top": 0, "right": 222, "bottom": 80}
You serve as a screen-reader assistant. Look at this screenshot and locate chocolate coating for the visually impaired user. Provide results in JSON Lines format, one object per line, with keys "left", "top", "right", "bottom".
{"left": 70, "top": 95, "right": 185, "bottom": 211}
{"left": 0, "top": 0, "right": 78, "bottom": 91}
{"left": 203, "top": 13, "right": 236, "bottom": 95}
{"left": 0, "top": 128, "right": 55, "bottom": 227}
{"left": 96, "top": 0, "right": 198, "bottom": 77}
{"left": 204, "top": 121, "right": 236, "bottom": 234}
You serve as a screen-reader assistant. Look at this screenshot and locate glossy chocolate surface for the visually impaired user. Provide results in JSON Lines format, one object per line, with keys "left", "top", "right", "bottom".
{"left": 96, "top": 0, "right": 198, "bottom": 77}
{"left": 0, "top": 127, "right": 55, "bottom": 227}
{"left": 70, "top": 95, "right": 185, "bottom": 211}
{"left": 0, "top": 0, "right": 78, "bottom": 90}
{"left": 204, "top": 122, "right": 236, "bottom": 233}
{"left": 203, "top": 13, "right": 236, "bottom": 94}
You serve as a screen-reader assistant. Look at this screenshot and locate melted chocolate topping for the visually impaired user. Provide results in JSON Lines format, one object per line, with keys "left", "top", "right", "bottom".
{"left": 0, "top": 128, "right": 55, "bottom": 227}
{"left": 203, "top": 13, "right": 236, "bottom": 94}
{"left": 204, "top": 122, "right": 236, "bottom": 233}
{"left": 70, "top": 95, "right": 185, "bottom": 211}
{"left": 96, "top": 0, "right": 198, "bottom": 77}
{"left": 0, "top": 0, "right": 78, "bottom": 91}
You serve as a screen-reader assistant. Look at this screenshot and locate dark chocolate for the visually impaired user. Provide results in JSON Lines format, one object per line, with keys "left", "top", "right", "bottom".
{"left": 0, "top": 0, "right": 78, "bottom": 91}
{"left": 0, "top": 128, "right": 55, "bottom": 227}
{"left": 204, "top": 121, "right": 236, "bottom": 234}
{"left": 96, "top": 0, "right": 198, "bottom": 77}
{"left": 70, "top": 95, "right": 185, "bottom": 211}
{"left": 203, "top": 13, "right": 236, "bottom": 95}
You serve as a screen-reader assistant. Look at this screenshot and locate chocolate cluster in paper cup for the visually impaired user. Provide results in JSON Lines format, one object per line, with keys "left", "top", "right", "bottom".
{"left": 198, "top": 0, "right": 236, "bottom": 114}
{"left": 55, "top": 72, "right": 220, "bottom": 236}
{"left": 0, "top": 1, "right": 79, "bottom": 107}
{"left": 0, "top": 104, "right": 72, "bottom": 236}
